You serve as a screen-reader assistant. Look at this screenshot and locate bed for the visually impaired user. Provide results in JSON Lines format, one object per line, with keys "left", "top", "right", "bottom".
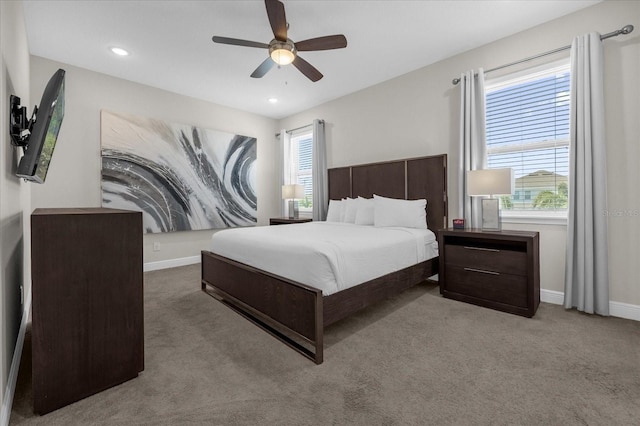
{"left": 201, "top": 154, "right": 448, "bottom": 364}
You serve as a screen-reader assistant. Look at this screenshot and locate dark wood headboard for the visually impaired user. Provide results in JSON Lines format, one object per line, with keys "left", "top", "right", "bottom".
{"left": 327, "top": 154, "right": 448, "bottom": 234}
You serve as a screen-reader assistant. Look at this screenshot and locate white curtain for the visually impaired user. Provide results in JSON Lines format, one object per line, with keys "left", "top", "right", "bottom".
{"left": 564, "top": 33, "right": 609, "bottom": 315}
{"left": 279, "top": 129, "right": 291, "bottom": 217}
{"left": 312, "top": 119, "right": 328, "bottom": 221}
{"left": 458, "top": 69, "right": 487, "bottom": 228}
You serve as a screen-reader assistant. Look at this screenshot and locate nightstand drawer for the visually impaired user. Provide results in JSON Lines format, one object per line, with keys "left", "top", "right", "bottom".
{"left": 444, "top": 244, "right": 527, "bottom": 276}
{"left": 444, "top": 265, "right": 528, "bottom": 308}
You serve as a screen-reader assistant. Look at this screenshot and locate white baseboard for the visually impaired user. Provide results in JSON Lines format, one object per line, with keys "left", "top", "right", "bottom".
{"left": 540, "top": 289, "right": 564, "bottom": 305}
{"left": 541, "top": 289, "right": 640, "bottom": 321}
{"left": 1, "top": 289, "right": 31, "bottom": 426}
{"left": 609, "top": 301, "right": 640, "bottom": 322}
{"left": 143, "top": 255, "right": 200, "bottom": 272}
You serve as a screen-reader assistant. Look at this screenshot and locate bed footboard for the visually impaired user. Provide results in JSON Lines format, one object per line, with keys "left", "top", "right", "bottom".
{"left": 201, "top": 251, "right": 324, "bottom": 364}
{"left": 323, "top": 257, "right": 438, "bottom": 327}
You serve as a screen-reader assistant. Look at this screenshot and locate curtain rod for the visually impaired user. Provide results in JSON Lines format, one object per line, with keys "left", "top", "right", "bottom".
{"left": 451, "top": 24, "right": 634, "bottom": 85}
{"left": 274, "top": 120, "right": 323, "bottom": 138}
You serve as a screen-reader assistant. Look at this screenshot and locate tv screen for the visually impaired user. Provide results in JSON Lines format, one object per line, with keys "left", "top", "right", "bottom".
{"left": 16, "top": 69, "right": 65, "bottom": 183}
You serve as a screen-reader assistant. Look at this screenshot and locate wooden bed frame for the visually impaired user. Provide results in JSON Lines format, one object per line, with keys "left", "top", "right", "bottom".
{"left": 201, "top": 154, "right": 448, "bottom": 364}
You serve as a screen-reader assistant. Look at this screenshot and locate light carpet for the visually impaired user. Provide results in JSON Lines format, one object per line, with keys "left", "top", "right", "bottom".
{"left": 9, "top": 264, "right": 640, "bottom": 425}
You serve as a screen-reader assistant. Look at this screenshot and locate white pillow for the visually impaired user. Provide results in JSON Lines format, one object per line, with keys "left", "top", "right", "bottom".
{"left": 354, "top": 197, "right": 375, "bottom": 226}
{"left": 343, "top": 197, "right": 359, "bottom": 223}
{"left": 325, "top": 199, "right": 344, "bottom": 222}
{"left": 373, "top": 194, "right": 428, "bottom": 229}
{"left": 339, "top": 198, "right": 347, "bottom": 221}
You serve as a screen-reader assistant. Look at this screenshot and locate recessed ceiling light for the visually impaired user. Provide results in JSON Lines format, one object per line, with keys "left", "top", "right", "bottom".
{"left": 268, "top": 98, "right": 278, "bottom": 104}
{"left": 110, "top": 47, "right": 130, "bottom": 56}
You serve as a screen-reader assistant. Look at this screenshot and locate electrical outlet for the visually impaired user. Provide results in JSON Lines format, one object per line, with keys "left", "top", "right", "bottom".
{"left": 153, "top": 242, "right": 161, "bottom": 252}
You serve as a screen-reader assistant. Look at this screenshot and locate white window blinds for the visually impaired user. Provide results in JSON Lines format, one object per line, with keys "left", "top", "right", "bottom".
{"left": 485, "top": 62, "right": 570, "bottom": 212}
{"left": 289, "top": 130, "right": 313, "bottom": 211}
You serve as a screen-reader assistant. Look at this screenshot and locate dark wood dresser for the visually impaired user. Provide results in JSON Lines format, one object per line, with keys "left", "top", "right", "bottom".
{"left": 438, "top": 228, "right": 540, "bottom": 317}
{"left": 31, "top": 208, "right": 144, "bottom": 414}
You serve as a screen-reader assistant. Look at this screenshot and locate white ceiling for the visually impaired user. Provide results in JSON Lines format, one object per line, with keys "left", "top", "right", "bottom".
{"left": 22, "top": 0, "right": 600, "bottom": 119}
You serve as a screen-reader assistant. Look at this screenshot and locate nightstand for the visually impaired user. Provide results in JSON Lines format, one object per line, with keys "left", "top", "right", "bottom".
{"left": 269, "top": 217, "right": 313, "bottom": 225}
{"left": 438, "top": 228, "right": 540, "bottom": 317}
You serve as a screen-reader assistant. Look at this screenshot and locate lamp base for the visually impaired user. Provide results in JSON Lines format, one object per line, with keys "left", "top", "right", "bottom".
{"left": 288, "top": 200, "right": 299, "bottom": 219}
{"left": 481, "top": 198, "right": 500, "bottom": 230}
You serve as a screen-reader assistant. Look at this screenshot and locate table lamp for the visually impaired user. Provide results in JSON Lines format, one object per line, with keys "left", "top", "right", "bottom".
{"left": 282, "top": 184, "right": 305, "bottom": 219}
{"left": 467, "top": 168, "right": 514, "bottom": 230}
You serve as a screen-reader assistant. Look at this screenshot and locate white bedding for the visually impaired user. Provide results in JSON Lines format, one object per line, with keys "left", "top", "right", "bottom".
{"left": 209, "top": 222, "right": 438, "bottom": 295}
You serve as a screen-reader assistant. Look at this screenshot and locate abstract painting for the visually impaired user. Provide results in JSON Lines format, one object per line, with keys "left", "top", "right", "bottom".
{"left": 101, "top": 110, "right": 256, "bottom": 233}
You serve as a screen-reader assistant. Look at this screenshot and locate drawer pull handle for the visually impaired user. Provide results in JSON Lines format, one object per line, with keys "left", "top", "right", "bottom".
{"left": 463, "top": 246, "right": 500, "bottom": 253}
{"left": 464, "top": 267, "right": 500, "bottom": 276}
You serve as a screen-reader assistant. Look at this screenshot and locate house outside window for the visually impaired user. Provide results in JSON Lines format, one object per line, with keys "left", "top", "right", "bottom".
{"left": 286, "top": 129, "right": 313, "bottom": 214}
{"left": 485, "top": 60, "right": 570, "bottom": 219}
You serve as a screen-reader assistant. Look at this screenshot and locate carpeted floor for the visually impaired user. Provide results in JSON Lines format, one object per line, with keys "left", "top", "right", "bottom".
{"left": 9, "top": 264, "right": 640, "bottom": 425}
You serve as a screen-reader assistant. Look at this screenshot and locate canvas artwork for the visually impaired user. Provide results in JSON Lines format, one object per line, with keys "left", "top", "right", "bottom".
{"left": 101, "top": 110, "right": 257, "bottom": 233}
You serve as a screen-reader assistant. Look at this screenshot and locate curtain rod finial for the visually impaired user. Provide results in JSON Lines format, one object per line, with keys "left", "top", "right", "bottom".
{"left": 621, "top": 24, "right": 634, "bottom": 35}
{"left": 452, "top": 77, "right": 461, "bottom": 85}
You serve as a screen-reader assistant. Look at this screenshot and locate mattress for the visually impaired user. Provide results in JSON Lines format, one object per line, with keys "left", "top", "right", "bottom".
{"left": 209, "top": 222, "right": 438, "bottom": 295}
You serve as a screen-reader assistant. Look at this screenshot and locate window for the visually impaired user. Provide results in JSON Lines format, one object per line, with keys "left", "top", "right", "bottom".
{"left": 485, "top": 61, "right": 570, "bottom": 217}
{"left": 286, "top": 129, "right": 313, "bottom": 213}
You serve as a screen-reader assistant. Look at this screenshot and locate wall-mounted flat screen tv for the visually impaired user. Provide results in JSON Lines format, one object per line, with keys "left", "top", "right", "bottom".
{"left": 16, "top": 69, "right": 65, "bottom": 183}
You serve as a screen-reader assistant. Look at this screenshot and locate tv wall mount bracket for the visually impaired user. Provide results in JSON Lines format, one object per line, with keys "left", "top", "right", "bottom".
{"left": 9, "top": 95, "right": 38, "bottom": 148}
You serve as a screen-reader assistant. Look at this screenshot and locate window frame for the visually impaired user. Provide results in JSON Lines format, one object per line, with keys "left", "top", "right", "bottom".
{"left": 484, "top": 59, "right": 571, "bottom": 225}
{"left": 286, "top": 127, "right": 313, "bottom": 215}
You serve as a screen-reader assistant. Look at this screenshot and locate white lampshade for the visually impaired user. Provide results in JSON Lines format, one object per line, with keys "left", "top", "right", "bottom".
{"left": 467, "top": 168, "right": 514, "bottom": 196}
{"left": 282, "top": 184, "right": 304, "bottom": 200}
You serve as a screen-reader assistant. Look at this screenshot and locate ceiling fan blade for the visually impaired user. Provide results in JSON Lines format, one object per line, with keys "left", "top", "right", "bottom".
{"left": 265, "top": 0, "right": 287, "bottom": 42}
{"left": 212, "top": 36, "right": 269, "bottom": 49}
{"left": 250, "top": 57, "right": 276, "bottom": 78}
{"left": 292, "top": 55, "right": 323, "bottom": 82}
{"left": 295, "top": 35, "right": 347, "bottom": 51}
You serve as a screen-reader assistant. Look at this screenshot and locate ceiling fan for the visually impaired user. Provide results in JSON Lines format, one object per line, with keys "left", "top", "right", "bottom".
{"left": 212, "top": 0, "right": 347, "bottom": 82}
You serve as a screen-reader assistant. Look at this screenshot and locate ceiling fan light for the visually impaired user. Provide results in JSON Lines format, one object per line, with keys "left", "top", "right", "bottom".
{"left": 270, "top": 48, "right": 295, "bottom": 65}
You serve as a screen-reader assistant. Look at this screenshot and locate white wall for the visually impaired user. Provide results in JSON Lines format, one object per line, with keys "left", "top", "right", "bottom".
{"left": 0, "top": 0, "right": 31, "bottom": 422}
{"left": 29, "top": 57, "right": 280, "bottom": 265}
{"left": 279, "top": 1, "right": 640, "bottom": 306}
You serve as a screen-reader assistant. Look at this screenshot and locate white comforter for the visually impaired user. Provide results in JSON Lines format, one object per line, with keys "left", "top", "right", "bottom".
{"left": 209, "top": 222, "right": 437, "bottom": 295}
